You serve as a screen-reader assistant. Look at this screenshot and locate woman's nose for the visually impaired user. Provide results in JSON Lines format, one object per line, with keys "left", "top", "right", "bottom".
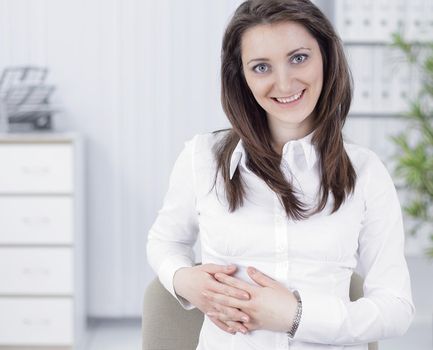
{"left": 274, "top": 68, "right": 295, "bottom": 93}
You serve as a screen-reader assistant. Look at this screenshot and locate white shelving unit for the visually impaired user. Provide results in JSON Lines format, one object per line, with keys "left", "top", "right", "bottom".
{"left": 333, "top": 0, "right": 433, "bottom": 258}
{"left": 336, "top": 0, "right": 432, "bottom": 116}
{"left": 0, "top": 133, "right": 86, "bottom": 349}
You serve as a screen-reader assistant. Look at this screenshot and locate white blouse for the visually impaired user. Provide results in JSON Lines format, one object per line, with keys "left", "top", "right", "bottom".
{"left": 147, "top": 130, "right": 415, "bottom": 350}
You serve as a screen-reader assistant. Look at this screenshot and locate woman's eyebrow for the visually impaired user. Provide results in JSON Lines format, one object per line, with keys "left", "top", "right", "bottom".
{"left": 246, "top": 47, "right": 311, "bottom": 65}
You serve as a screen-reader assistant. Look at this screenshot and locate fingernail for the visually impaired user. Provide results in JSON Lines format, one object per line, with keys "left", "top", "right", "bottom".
{"left": 240, "top": 328, "right": 247, "bottom": 334}
{"left": 241, "top": 316, "right": 249, "bottom": 322}
{"left": 202, "top": 291, "right": 208, "bottom": 297}
{"left": 242, "top": 293, "right": 249, "bottom": 300}
{"left": 206, "top": 312, "right": 216, "bottom": 317}
{"left": 228, "top": 327, "right": 235, "bottom": 333}
{"left": 226, "top": 265, "right": 234, "bottom": 271}
{"left": 249, "top": 267, "right": 257, "bottom": 274}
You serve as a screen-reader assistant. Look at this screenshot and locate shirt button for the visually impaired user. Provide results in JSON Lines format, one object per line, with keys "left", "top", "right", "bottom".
{"left": 277, "top": 244, "right": 285, "bottom": 253}
{"left": 281, "top": 261, "right": 289, "bottom": 269}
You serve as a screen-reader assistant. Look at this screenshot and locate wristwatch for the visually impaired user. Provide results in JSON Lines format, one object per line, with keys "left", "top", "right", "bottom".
{"left": 287, "top": 289, "right": 302, "bottom": 339}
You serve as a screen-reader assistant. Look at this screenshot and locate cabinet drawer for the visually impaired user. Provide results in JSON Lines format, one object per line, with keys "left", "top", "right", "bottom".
{"left": 0, "top": 144, "right": 73, "bottom": 193}
{"left": 0, "top": 197, "right": 73, "bottom": 244}
{"left": 0, "top": 298, "right": 73, "bottom": 345}
{"left": 0, "top": 248, "right": 73, "bottom": 295}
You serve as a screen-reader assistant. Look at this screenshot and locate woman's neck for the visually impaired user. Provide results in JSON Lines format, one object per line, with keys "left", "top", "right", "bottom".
{"left": 269, "top": 121, "right": 313, "bottom": 155}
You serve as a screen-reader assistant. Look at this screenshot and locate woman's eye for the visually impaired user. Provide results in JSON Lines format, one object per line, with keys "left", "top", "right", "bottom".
{"left": 253, "top": 64, "right": 269, "bottom": 73}
{"left": 291, "top": 54, "right": 309, "bottom": 64}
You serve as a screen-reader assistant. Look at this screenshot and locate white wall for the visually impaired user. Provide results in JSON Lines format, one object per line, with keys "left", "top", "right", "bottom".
{"left": 0, "top": 0, "right": 246, "bottom": 317}
{"left": 0, "top": 0, "right": 431, "bottom": 319}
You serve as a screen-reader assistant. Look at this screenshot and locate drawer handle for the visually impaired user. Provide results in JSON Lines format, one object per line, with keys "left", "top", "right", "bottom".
{"left": 22, "top": 318, "right": 51, "bottom": 326}
{"left": 21, "top": 216, "right": 51, "bottom": 226}
{"left": 21, "top": 267, "right": 51, "bottom": 276}
{"left": 20, "top": 165, "right": 51, "bottom": 175}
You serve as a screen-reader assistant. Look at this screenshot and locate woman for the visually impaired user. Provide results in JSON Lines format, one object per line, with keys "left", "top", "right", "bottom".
{"left": 147, "top": 0, "right": 415, "bottom": 349}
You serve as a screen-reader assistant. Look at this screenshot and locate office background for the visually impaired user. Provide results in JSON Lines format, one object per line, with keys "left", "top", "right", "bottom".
{"left": 0, "top": 0, "right": 432, "bottom": 349}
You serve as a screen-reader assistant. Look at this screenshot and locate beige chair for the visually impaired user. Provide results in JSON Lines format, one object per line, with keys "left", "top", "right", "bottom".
{"left": 142, "top": 273, "right": 379, "bottom": 350}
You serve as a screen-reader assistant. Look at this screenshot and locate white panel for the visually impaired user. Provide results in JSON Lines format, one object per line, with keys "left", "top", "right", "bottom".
{"left": 114, "top": 0, "right": 141, "bottom": 316}
{"left": 345, "top": 116, "right": 411, "bottom": 176}
{"left": 335, "top": 0, "right": 433, "bottom": 43}
{"left": 83, "top": 0, "right": 124, "bottom": 317}
{"left": 0, "top": 298, "right": 73, "bottom": 345}
{"left": 0, "top": 144, "right": 73, "bottom": 193}
{"left": 27, "top": 0, "right": 48, "bottom": 66}
{"left": 0, "top": 0, "right": 31, "bottom": 66}
{"left": 345, "top": 47, "right": 374, "bottom": 114}
{"left": 373, "top": 47, "right": 412, "bottom": 114}
{"left": 0, "top": 196, "right": 73, "bottom": 244}
{"left": 406, "top": 0, "right": 425, "bottom": 42}
{"left": 335, "top": 0, "right": 374, "bottom": 42}
{"left": 343, "top": 118, "right": 373, "bottom": 148}
{"left": 374, "top": 0, "right": 397, "bottom": 42}
{"left": 0, "top": 248, "right": 73, "bottom": 295}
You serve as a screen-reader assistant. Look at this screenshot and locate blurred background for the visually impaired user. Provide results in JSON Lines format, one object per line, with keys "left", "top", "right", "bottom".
{"left": 0, "top": 0, "right": 432, "bottom": 349}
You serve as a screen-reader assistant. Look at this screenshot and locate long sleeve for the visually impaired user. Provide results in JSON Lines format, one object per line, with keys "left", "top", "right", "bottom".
{"left": 292, "top": 151, "right": 416, "bottom": 345}
{"left": 146, "top": 136, "right": 199, "bottom": 310}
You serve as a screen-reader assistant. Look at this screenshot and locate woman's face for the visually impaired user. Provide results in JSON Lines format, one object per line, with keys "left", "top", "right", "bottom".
{"left": 241, "top": 21, "right": 323, "bottom": 134}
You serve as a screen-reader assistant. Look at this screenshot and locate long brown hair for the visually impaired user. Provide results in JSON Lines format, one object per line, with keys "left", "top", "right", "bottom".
{"left": 213, "top": 0, "right": 356, "bottom": 220}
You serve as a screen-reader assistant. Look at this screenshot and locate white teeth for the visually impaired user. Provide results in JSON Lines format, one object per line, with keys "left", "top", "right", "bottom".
{"left": 275, "top": 90, "right": 303, "bottom": 103}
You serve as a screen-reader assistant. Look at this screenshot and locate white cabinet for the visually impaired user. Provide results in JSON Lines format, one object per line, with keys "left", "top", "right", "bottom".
{"left": 0, "top": 134, "right": 85, "bottom": 349}
{"left": 0, "top": 248, "right": 73, "bottom": 295}
{"left": 0, "top": 144, "right": 74, "bottom": 193}
{"left": 0, "top": 197, "right": 73, "bottom": 244}
{"left": 0, "top": 298, "right": 74, "bottom": 345}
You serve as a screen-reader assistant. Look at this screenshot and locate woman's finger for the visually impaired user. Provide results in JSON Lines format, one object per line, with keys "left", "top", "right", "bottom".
{"left": 200, "top": 263, "right": 237, "bottom": 275}
{"left": 242, "top": 321, "right": 258, "bottom": 332}
{"left": 207, "top": 316, "right": 237, "bottom": 334}
{"left": 208, "top": 279, "right": 250, "bottom": 300}
{"left": 207, "top": 314, "right": 248, "bottom": 334}
{"left": 214, "top": 272, "right": 255, "bottom": 293}
{"left": 246, "top": 266, "right": 278, "bottom": 288}
{"left": 210, "top": 302, "right": 250, "bottom": 323}
{"left": 225, "top": 320, "right": 248, "bottom": 334}
{"left": 203, "top": 290, "right": 244, "bottom": 309}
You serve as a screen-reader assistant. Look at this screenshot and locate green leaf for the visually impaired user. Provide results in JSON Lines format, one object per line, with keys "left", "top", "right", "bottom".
{"left": 390, "top": 134, "right": 410, "bottom": 152}
{"left": 424, "top": 246, "right": 433, "bottom": 259}
{"left": 425, "top": 56, "right": 433, "bottom": 75}
{"left": 391, "top": 32, "right": 417, "bottom": 62}
{"left": 404, "top": 200, "right": 427, "bottom": 219}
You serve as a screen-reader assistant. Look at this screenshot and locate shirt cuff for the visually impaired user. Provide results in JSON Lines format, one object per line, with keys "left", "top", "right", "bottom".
{"left": 292, "top": 288, "right": 346, "bottom": 343}
{"left": 157, "top": 255, "right": 196, "bottom": 310}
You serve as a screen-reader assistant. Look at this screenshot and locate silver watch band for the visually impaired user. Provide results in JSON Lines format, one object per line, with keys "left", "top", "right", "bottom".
{"left": 287, "top": 289, "right": 302, "bottom": 339}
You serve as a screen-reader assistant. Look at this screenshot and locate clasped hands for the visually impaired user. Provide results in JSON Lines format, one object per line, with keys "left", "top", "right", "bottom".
{"left": 173, "top": 263, "right": 298, "bottom": 335}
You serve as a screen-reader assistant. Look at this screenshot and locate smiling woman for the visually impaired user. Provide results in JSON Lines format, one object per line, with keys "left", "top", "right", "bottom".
{"left": 146, "top": 1, "right": 415, "bottom": 349}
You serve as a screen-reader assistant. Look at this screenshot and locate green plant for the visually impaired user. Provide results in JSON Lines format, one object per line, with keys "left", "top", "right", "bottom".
{"left": 390, "top": 33, "right": 433, "bottom": 259}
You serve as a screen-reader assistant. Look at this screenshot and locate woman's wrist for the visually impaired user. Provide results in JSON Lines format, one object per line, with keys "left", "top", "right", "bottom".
{"left": 173, "top": 266, "right": 190, "bottom": 299}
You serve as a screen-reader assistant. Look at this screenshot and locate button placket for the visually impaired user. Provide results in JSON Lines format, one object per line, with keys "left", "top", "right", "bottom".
{"left": 274, "top": 194, "right": 288, "bottom": 282}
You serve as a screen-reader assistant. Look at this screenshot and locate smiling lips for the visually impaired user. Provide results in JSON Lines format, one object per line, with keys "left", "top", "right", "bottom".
{"left": 272, "top": 89, "right": 305, "bottom": 104}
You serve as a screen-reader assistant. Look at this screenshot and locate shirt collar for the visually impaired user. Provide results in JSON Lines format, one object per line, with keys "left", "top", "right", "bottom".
{"left": 229, "top": 130, "right": 317, "bottom": 180}
{"left": 229, "top": 138, "right": 249, "bottom": 180}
